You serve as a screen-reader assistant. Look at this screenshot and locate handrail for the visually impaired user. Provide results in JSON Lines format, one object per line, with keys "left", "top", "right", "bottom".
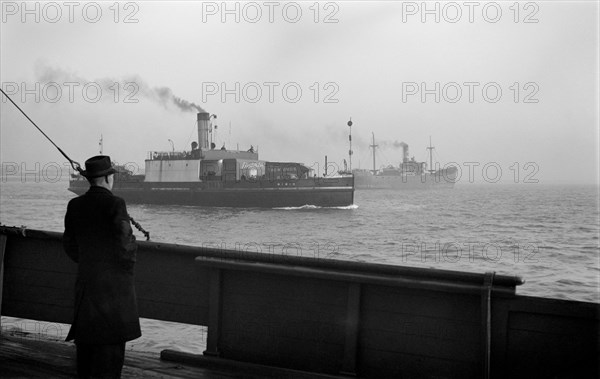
{"left": 194, "top": 256, "right": 517, "bottom": 295}
{"left": 0, "top": 225, "right": 525, "bottom": 290}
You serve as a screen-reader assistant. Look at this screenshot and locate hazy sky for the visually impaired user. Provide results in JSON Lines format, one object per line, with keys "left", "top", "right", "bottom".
{"left": 1, "top": 1, "right": 598, "bottom": 184}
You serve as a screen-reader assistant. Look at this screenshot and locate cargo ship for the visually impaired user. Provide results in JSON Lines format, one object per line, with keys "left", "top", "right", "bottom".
{"left": 68, "top": 112, "right": 354, "bottom": 208}
{"left": 353, "top": 133, "right": 457, "bottom": 189}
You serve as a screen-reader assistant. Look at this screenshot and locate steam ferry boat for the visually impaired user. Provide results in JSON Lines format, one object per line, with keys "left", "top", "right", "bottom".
{"left": 69, "top": 112, "right": 354, "bottom": 208}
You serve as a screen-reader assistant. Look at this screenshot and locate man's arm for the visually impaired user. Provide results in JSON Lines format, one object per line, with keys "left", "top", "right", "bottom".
{"left": 112, "top": 197, "right": 137, "bottom": 269}
{"left": 63, "top": 201, "right": 79, "bottom": 263}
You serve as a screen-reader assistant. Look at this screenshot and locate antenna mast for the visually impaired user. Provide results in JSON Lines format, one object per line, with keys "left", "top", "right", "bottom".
{"left": 347, "top": 118, "right": 353, "bottom": 172}
{"left": 427, "top": 136, "right": 435, "bottom": 174}
{"left": 370, "top": 132, "right": 378, "bottom": 174}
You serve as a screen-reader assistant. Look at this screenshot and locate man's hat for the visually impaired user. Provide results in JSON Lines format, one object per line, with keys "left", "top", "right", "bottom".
{"left": 81, "top": 155, "right": 117, "bottom": 178}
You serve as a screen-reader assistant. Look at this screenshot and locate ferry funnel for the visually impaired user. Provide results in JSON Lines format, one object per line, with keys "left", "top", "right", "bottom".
{"left": 401, "top": 142, "right": 409, "bottom": 163}
{"left": 197, "top": 112, "right": 210, "bottom": 150}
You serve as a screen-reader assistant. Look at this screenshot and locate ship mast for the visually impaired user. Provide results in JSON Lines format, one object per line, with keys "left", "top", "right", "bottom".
{"left": 370, "top": 132, "right": 378, "bottom": 174}
{"left": 427, "top": 136, "right": 435, "bottom": 174}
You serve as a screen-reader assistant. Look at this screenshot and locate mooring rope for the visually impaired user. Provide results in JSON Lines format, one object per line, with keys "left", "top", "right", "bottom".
{"left": 1, "top": 88, "right": 150, "bottom": 240}
{"left": 129, "top": 217, "right": 150, "bottom": 241}
{"left": 1, "top": 88, "right": 83, "bottom": 173}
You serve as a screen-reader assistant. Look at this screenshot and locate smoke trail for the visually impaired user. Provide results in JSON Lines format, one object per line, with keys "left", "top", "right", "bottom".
{"left": 380, "top": 140, "right": 408, "bottom": 149}
{"left": 152, "top": 86, "right": 204, "bottom": 113}
{"left": 34, "top": 63, "right": 205, "bottom": 113}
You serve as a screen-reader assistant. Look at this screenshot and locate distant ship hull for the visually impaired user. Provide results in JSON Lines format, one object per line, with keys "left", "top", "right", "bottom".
{"left": 69, "top": 176, "right": 354, "bottom": 208}
{"left": 355, "top": 134, "right": 457, "bottom": 190}
{"left": 354, "top": 167, "right": 457, "bottom": 190}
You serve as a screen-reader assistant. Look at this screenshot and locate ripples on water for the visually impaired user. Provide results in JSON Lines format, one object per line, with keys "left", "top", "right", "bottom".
{"left": 1, "top": 180, "right": 598, "bottom": 302}
{"left": 1, "top": 180, "right": 598, "bottom": 352}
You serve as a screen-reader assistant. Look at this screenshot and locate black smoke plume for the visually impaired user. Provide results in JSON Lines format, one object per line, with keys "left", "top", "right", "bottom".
{"left": 141, "top": 84, "right": 205, "bottom": 113}
{"left": 35, "top": 63, "right": 205, "bottom": 113}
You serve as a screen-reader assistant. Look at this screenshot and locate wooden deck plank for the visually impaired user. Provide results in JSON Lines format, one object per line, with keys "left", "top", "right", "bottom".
{"left": 0, "top": 333, "right": 346, "bottom": 379}
{"left": 0, "top": 334, "right": 239, "bottom": 378}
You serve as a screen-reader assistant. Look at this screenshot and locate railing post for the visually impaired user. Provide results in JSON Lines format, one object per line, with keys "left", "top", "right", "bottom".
{"left": 0, "top": 234, "right": 7, "bottom": 333}
{"left": 203, "top": 267, "right": 222, "bottom": 357}
{"left": 340, "top": 282, "right": 361, "bottom": 376}
{"left": 481, "top": 272, "right": 495, "bottom": 379}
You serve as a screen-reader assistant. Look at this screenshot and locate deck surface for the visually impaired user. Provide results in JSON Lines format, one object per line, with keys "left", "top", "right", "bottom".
{"left": 0, "top": 334, "right": 248, "bottom": 378}
{"left": 2, "top": 333, "right": 351, "bottom": 379}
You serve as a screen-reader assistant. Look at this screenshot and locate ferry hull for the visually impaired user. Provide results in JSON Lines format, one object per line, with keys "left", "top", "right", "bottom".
{"left": 69, "top": 177, "right": 355, "bottom": 208}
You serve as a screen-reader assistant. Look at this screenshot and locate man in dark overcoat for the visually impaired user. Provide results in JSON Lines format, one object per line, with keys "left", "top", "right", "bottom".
{"left": 63, "top": 155, "right": 141, "bottom": 378}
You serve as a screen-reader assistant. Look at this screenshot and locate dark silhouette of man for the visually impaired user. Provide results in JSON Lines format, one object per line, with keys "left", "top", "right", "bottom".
{"left": 63, "top": 155, "right": 141, "bottom": 378}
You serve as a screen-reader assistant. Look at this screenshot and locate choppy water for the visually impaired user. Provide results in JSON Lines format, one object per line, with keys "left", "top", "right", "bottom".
{"left": 1, "top": 179, "right": 598, "bottom": 353}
